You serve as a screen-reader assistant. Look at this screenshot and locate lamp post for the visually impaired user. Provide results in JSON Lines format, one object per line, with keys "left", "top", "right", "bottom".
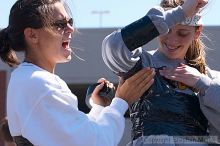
{"left": 91, "top": 10, "right": 110, "bottom": 28}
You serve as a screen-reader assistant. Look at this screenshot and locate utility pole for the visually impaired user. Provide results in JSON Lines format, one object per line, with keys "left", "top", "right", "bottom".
{"left": 91, "top": 10, "right": 110, "bottom": 28}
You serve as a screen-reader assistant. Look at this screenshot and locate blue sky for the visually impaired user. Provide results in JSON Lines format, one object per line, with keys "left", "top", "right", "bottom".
{"left": 1, "top": 0, "right": 219, "bottom": 29}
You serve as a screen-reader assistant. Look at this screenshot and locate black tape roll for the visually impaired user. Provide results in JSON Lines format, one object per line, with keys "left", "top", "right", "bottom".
{"left": 85, "top": 83, "right": 115, "bottom": 108}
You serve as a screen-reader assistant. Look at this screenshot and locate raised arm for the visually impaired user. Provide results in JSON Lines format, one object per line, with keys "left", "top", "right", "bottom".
{"left": 102, "top": 0, "right": 208, "bottom": 75}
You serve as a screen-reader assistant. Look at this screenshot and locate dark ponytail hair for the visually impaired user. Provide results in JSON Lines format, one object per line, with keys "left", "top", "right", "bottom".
{"left": 0, "top": 0, "right": 68, "bottom": 67}
{"left": 0, "top": 28, "right": 19, "bottom": 67}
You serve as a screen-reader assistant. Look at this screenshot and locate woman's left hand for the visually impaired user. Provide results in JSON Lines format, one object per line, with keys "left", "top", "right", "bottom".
{"left": 159, "top": 63, "right": 202, "bottom": 87}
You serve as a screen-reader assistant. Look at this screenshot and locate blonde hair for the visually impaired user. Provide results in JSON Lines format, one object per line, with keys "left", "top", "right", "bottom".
{"left": 160, "top": 0, "right": 207, "bottom": 74}
{"left": 185, "top": 31, "right": 206, "bottom": 74}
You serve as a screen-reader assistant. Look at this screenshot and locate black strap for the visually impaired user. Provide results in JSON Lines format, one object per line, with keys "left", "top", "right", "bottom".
{"left": 121, "top": 15, "right": 159, "bottom": 51}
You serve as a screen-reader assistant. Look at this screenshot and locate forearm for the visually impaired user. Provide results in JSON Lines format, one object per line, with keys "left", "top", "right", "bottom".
{"left": 121, "top": 6, "right": 186, "bottom": 51}
{"left": 194, "top": 69, "right": 220, "bottom": 136}
{"left": 87, "top": 104, "right": 104, "bottom": 121}
{"left": 102, "top": 6, "right": 186, "bottom": 75}
{"left": 195, "top": 74, "right": 220, "bottom": 112}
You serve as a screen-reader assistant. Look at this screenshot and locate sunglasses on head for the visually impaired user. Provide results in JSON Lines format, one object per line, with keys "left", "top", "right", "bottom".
{"left": 52, "top": 18, "right": 73, "bottom": 30}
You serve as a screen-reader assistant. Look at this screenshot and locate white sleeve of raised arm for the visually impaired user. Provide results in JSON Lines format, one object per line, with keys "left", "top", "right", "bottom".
{"left": 147, "top": 6, "right": 186, "bottom": 35}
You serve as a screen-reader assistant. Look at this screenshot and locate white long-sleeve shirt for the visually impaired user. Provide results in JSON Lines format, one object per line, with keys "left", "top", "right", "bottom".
{"left": 7, "top": 62, "right": 128, "bottom": 146}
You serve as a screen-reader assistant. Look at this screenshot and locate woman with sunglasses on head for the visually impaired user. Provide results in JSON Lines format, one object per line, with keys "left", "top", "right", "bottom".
{"left": 102, "top": 0, "right": 220, "bottom": 145}
{"left": 0, "top": 0, "right": 155, "bottom": 146}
